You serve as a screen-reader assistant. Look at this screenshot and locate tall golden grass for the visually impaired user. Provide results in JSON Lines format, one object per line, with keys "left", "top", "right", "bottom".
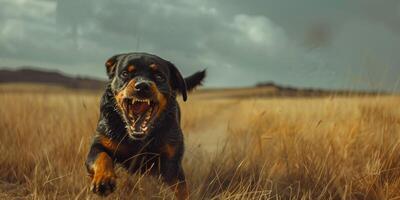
{"left": 1, "top": 86, "right": 400, "bottom": 199}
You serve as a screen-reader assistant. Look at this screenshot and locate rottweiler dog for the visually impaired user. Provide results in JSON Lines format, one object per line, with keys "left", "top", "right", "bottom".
{"left": 85, "top": 52, "right": 205, "bottom": 200}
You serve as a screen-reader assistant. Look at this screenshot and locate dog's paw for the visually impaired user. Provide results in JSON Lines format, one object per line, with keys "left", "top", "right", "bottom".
{"left": 90, "top": 171, "right": 117, "bottom": 196}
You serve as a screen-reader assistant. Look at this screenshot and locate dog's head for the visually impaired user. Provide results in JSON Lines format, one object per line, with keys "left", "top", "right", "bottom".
{"left": 105, "top": 52, "right": 187, "bottom": 140}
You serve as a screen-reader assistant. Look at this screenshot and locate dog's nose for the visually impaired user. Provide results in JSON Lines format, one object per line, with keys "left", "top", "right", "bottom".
{"left": 134, "top": 82, "right": 151, "bottom": 92}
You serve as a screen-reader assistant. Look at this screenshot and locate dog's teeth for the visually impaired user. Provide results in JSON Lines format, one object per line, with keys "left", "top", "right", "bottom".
{"left": 133, "top": 131, "right": 141, "bottom": 135}
{"left": 131, "top": 99, "right": 151, "bottom": 104}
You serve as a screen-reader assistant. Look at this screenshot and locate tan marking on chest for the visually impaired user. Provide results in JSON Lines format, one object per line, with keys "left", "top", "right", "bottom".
{"left": 163, "top": 144, "right": 177, "bottom": 159}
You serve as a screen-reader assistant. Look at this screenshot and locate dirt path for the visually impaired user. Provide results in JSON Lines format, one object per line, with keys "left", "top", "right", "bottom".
{"left": 184, "top": 101, "right": 237, "bottom": 153}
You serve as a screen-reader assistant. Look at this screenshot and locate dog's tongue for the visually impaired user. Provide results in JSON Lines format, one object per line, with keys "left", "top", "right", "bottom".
{"left": 132, "top": 102, "right": 150, "bottom": 115}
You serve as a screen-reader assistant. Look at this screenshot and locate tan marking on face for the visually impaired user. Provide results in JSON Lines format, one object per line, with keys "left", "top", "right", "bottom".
{"left": 150, "top": 83, "right": 167, "bottom": 117}
{"left": 127, "top": 65, "right": 135, "bottom": 72}
{"left": 124, "top": 79, "right": 137, "bottom": 95}
{"left": 115, "top": 91, "right": 125, "bottom": 111}
{"left": 149, "top": 64, "right": 158, "bottom": 70}
{"left": 115, "top": 79, "right": 137, "bottom": 111}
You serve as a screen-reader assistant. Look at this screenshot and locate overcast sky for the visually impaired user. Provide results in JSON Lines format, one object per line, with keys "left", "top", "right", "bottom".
{"left": 1, "top": 0, "right": 399, "bottom": 91}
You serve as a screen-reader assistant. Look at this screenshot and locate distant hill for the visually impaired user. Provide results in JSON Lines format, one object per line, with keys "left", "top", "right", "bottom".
{"left": 0, "top": 68, "right": 386, "bottom": 98}
{"left": 0, "top": 68, "right": 106, "bottom": 90}
{"left": 193, "top": 81, "right": 384, "bottom": 99}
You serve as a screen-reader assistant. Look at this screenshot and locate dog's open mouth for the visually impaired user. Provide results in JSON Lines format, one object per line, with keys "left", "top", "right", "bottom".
{"left": 121, "top": 98, "right": 158, "bottom": 139}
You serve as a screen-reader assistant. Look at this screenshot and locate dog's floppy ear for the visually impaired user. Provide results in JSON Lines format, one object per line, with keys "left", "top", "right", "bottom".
{"left": 105, "top": 55, "right": 119, "bottom": 79}
{"left": 167, "top": 61, "right": 188, "bottom": 101}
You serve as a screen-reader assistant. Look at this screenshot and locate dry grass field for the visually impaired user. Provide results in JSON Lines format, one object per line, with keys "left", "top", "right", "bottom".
{"left": 1, "top": 84, "right": 400, "bottom": 199}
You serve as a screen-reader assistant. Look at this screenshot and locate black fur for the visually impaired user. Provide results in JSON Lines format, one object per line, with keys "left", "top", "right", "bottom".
{"left": 85, "top": 52, "right": 205, "bottom": 198}
{"left": 184, "top": 70, "right": 206, "bottom": 92}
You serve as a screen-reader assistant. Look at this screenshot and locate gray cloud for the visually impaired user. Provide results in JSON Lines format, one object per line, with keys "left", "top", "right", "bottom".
{"left": 0, "top": 0, "right": 399, "bottom": 91}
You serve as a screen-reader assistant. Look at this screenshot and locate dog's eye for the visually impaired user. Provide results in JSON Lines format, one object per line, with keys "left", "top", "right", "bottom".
{"left": 121, "top": 71, "right": 129, "bottom": 78}
{"left": 155, "top": 73, "right": 165, "bottom": 82}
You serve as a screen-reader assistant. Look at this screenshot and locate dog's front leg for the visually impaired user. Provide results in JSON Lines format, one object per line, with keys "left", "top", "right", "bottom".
{"left": 162, "top": 161, "right": 189, "bottom": 200}
{"left": 85, "top": 141, "right": 117, "bottom": 196}
{"left": 161, "top": 144, "right": 189, "bottom": 200}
